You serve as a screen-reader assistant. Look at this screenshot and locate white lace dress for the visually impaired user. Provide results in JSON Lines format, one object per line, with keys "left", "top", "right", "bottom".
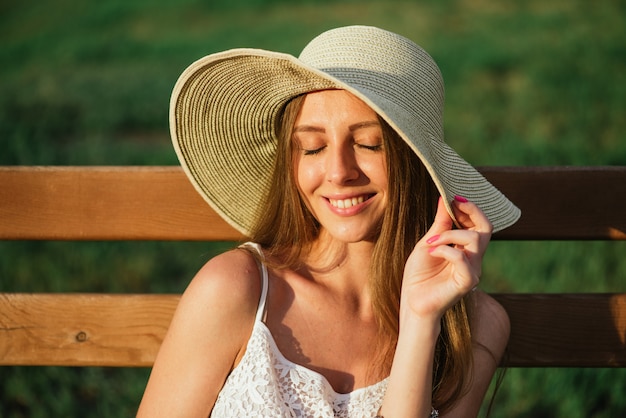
{"left": 210, "top": 243, "right": 437, "bottom": 418}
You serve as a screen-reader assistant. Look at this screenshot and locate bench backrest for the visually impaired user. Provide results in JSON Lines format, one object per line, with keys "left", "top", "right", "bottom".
{"left": 1, "top": 166, "right": 625, "bottom": 367}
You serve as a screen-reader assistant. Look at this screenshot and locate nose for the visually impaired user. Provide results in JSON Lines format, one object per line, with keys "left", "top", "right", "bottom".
{"left": 326, "top": 145, "right": 359, "bottom": 184}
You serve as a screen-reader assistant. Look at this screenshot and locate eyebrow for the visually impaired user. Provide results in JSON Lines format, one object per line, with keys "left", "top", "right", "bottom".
{"left": 348, "top": 120, "right": 381, "bottom": 132}
{"left": 293, "top": 120, "right": 381, "bottom": 133}
{"left": 293, "top": 125, "right": 325, "bottom": 133}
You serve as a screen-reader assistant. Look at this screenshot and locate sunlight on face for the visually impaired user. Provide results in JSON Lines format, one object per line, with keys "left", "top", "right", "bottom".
{"left": 292, "top": 89, "right": 388, "bottom": 243}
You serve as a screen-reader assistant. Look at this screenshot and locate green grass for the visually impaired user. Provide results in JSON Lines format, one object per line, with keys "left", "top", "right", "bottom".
{"left": 1, "top": 0, "right": 625, "bottom": 416}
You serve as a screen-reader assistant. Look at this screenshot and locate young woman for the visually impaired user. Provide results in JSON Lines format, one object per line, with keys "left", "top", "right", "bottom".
{"left": 138, "top": 25, "right": 520, "bottom": 417}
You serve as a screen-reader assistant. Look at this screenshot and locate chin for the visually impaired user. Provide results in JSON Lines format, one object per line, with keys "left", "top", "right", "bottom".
{"left": 328, "top": 227, "right": 380, "bottom": 244}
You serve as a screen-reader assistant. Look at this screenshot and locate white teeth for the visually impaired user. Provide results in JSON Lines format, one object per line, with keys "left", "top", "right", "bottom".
{"left": 330, "top": 196, "right": 365, "bottom": 208}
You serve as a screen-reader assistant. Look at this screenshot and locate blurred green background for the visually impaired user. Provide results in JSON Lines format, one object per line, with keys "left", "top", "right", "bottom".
{"left": 1, "top": 0, "right": 624, "bottom": 416}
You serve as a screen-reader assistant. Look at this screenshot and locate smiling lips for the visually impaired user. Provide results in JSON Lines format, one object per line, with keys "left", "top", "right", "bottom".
{"left": 328, "top": 194, "right": 372, "bottom": 209}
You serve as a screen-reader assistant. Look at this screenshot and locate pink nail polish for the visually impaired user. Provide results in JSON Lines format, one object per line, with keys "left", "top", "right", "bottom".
{"left": 454, "top": 195, "right": 468, "bottom": 203}
{"left": 426, "top": 234, "right": 440, "bottom": 244}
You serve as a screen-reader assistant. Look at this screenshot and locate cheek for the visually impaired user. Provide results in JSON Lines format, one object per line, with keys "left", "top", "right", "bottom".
{"left": 293, "top": 160, "right": 312, "bottom": 212}
{"left": 361, "top": 155, "right": 388, "bottom": 186}
{"left": 295, "top": 160, "right": 321, "bottom": 194}
{"left": 293, "top": 161, "right": 320, "bottom": 219}
{"left": 293, "top": 157, "right": 305, "bottom": 193}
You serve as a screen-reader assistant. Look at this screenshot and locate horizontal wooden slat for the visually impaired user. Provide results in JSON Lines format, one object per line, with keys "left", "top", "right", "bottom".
{"left": 1, "top": 166, "right": 624, "bottom": 370}
{"left": 493, "top": 293, "right": 626, "bottom": 367}
{"left": 1, "top": 166, "right": 624, "bottom": 241}
{"left": 0, "top": 293, "right": 180, "bottom": 367}
{"left": 482, "top": 166, "right": 626, "bottom": 240}
{"left": 0, "top": 166, "right": 243, "bottom": 241}
{"left": 1, "top": 293, "right": 624, "bottom": 367}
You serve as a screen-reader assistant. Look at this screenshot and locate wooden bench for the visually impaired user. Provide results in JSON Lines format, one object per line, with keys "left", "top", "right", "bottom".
{"left": 0, "top": 166, "right": 625, "bottom": 369}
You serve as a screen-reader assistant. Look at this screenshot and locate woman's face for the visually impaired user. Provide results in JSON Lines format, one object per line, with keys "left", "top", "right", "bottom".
{"left": 292, "top": 89, "right": 388, "bottom": 243}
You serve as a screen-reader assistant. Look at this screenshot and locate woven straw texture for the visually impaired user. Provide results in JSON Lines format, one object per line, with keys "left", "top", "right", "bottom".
{"left": 170, "top": 25, "right": 520, "bottom": 236}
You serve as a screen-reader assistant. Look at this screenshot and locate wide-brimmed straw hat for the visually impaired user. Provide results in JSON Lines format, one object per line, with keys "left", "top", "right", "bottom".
{"left": 170, "top": 25, "right": 520, "bottom": 236}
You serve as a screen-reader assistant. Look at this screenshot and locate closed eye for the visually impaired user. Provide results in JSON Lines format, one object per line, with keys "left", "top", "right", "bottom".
{"left": 357, "top": 143, "right": 383, "bottom": 152}
{"left": 302, "top": 146, "right": 326, "bottom": 156}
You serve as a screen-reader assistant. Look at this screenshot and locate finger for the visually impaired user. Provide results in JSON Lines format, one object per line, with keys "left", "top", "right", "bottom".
{"left": 451, "top": 196, "right": 493, "bottom": 234}
{"left": 428, "top": 229, "right": 482, "bottom": 255}
{"left": 427, "top": 245, "right": 479, "bottom": 293}
{"left": 423, "top": 196, "right": 454, "bottom": 241}
{"left": 450, "top": 196, "right": 493, "bottom": 256}
{"left": 427, "top": 229, "right": 483, "bottom": 277}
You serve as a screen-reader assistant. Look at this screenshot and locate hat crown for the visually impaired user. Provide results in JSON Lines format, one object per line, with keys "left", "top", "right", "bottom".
{"left": 299, "top": 25, "right": 445, "bottom": 141}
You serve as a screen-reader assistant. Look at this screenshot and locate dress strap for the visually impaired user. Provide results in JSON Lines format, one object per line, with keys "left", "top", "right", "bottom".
{"left": 239, "top": 242, "right": 269, "bottom": 322}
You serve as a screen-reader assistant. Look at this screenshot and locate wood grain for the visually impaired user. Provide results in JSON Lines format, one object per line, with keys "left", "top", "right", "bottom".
{"left": 494, "top": 293, "right": 626, "bottom": 367}
{"left": 1, "top": 166, "right": 624, "bottom": 240}
{"left": 0, "top": 166, "right": 243, "bottom": 241}
{"left": 0, "top": 293, "right": 179, "bottom": 367}
{"left": 1, "top": 165, "right": 625, "bottom": 369}
{"left": 1, "top": 293, "right": 624, "bottom": 367}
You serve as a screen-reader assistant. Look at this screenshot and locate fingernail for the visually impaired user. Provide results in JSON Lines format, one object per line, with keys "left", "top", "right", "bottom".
{"left": 454, "top": 195, "right": 468, "bottom": 203}
{"left": 428, "top": 246, "right": 437, "bottom": 253}
{"left": 426, "top": 234, "right": 440, "bottom": 244}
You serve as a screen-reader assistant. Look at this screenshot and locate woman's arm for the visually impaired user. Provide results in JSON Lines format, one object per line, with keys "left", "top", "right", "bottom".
{"left": 381, "top": 311, "right": 442, "bottom": 418}
{"left": 379, "top": 197, "right": 493, "bottom": 418}
{"left": 137, "top": 249, "right": 261, "bottom": 417}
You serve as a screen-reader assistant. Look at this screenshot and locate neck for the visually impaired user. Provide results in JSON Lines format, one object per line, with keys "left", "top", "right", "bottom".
{"left": 295, "top": 233, "right": 377, "bottom": 302}
{"left": 306, "top": 231, "right": 375, "bottom": 269}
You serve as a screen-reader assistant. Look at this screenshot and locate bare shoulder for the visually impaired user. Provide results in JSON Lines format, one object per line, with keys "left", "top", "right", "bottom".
{"left": 163, "top": 246, "right": 264, "bottom": 357}
{"left": 138, "top": 247, "right": 263, "bottom": 416}
{"left": 469, "top": 290, "right": 511, "bottom": 362}
{"left": 183, "top": 247, "right": 263, "bottom": 320}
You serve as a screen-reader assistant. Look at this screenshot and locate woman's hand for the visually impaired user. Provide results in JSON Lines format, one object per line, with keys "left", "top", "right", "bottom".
{"left": 400, "top": 196, "right": 493, "bottom": 322}
{"left": 381, "top": 196, "right": 493, "bottom": 418}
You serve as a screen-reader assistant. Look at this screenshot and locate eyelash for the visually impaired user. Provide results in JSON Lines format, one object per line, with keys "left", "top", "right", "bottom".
{"left": 301, "top": 144, "right": 383, "bottom": 156}
{"left": 358, "top": 144, "right": 383, "bottom": 152}
{"left": 302, "top": 147, "right": 324, "bottom": 156}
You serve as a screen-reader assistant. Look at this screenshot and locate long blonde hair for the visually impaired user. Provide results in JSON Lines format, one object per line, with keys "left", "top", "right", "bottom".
{"left": 250, "top": 94, "right": 473, "bottom": 413}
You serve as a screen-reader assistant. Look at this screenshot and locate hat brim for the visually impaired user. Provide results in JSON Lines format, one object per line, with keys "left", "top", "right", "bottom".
{"left": 170, "top": 49, "right": 520, "bottom": 236}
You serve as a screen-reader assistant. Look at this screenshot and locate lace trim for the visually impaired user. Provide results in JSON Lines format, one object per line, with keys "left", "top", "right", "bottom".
{"left": 211, "top": 321, "right": 388, "bottom": 417}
